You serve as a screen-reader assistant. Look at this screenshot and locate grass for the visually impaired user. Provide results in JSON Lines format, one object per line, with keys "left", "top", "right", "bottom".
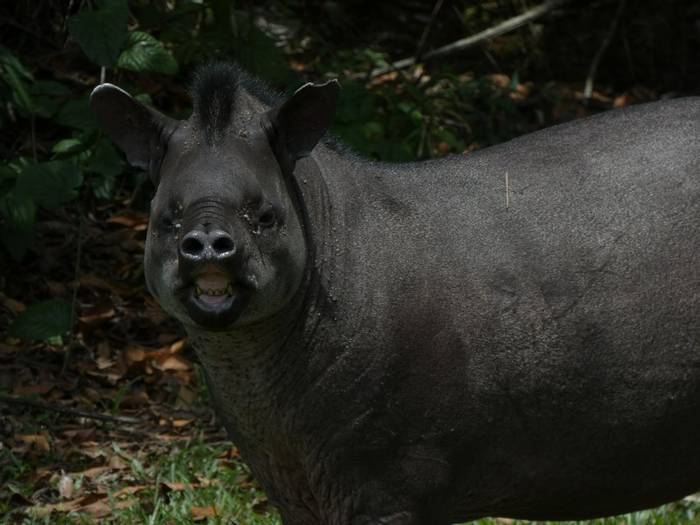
{"left": 5, "top": 436, "right": 700, "bottom": 524}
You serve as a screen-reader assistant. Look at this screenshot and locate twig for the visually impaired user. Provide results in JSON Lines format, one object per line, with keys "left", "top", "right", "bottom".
{"left": 583, "top": 0, "right": 627, "bottom": 103}
{"left": 370, "top": 0, "right": 572, "bottom": 78}
{"left": 0, "top": 393, "right": 142, "bottom": 425}
{"left": 415, "top": 0, "right": 446, "bottom": 61}
{"left": 63, "top": 207, "right": 83, "bottom": 376}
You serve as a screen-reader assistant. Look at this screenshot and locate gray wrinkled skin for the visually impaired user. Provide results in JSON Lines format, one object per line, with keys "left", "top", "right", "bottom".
{"left": 91, "top": 65, "right": 700, "bottom": 525}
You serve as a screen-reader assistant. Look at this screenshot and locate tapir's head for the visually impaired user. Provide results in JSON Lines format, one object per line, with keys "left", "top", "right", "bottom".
{"left": 90, "top": 64, "right": 339, "bottom": 331}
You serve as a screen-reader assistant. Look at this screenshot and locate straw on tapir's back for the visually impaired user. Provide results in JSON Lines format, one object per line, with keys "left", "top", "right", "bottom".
{"left": 91, "top": 63, "right": 700, "bottom": 525}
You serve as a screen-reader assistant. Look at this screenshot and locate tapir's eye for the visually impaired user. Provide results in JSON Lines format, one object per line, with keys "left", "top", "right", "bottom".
{"left": 161, "top": 214, "right": 175, "bottom": 229}
{"left": 258, "top": 208, "right": 277, "bottom": 228}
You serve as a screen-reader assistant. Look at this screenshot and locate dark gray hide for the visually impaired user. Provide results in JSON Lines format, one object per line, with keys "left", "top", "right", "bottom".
{"left": 91, "top": 64, "right": 700, "bottom": 525}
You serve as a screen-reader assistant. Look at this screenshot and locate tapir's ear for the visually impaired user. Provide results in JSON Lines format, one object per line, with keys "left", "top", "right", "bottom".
{"left": 266, "top": 79, "right": 339, "bottom": 174}
{"left": 90, "top": 84, "right": 177, "bottom": 177}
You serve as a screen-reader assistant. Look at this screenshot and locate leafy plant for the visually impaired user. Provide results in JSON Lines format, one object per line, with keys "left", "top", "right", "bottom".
{"left": 7, "top": 299, "right": 73, "bottom": 341}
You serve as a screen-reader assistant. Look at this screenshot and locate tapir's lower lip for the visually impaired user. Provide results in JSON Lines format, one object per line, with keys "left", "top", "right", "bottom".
{"left": 177, "top": 280, "right": 253, "bottom": 331}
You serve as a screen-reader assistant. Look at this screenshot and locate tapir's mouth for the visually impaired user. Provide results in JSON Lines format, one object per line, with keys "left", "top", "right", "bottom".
{"left": 194, "top": 273, "right": 235, "bottom": 306}
{"left": 178, "top": 266, "right": 252, "bottom": 330}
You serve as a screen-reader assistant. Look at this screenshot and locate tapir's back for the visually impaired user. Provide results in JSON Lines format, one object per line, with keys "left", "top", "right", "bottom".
{"left": 320, "top": 98, "right": 700, "bottom": 521}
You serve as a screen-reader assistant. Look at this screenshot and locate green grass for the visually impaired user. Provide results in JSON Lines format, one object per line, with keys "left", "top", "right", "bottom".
{"left": 5, "top": 438, "right": 700, "bottom": 524}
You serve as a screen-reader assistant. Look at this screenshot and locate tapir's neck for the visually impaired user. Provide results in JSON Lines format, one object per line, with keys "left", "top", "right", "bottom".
{"left": 185, "top": 292, "right": 309, "bottom": 445}
{"left": 184, "top": 149, "right": 343, "bottom": 431}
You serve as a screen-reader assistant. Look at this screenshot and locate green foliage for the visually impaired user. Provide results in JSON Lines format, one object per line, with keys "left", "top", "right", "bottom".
{"left": 16, "top": 161, "right": 83, "bottom": 210}
{"left": 7, "top": 299, "right": 73, "bottom": 341}
{"left": 0, "top": 45, "right": 34, "bottom": 118}
{"left": 67, "top": 0, "right": 129, "bottom": 67}
{"left": 117, "top": 31, "right": 179, "bottom": 75}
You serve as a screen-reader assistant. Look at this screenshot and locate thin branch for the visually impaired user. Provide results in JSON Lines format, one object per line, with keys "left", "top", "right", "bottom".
{"left": 583, "top": 0, "right": 627, "bottom": 103}
{"left": 415, "top": 0, "right": 446, "bottom": 61}
{"left": 371, "top": 0, "right": 572, "bottom": 78}
{"left": 0, "top": 393, "right": 142, "bottom": 425}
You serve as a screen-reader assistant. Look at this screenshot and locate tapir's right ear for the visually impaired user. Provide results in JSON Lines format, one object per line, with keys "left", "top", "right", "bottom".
{"left": 266, "top": 79, "right": 340, "bottom": 175}
{"left": 90, "top": 84, "right": 178, "bottom": 177}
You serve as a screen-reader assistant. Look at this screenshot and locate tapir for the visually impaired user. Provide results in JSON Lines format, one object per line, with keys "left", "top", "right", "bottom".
{"left": 90, "top": 63, "right": 700, "bottom": 524}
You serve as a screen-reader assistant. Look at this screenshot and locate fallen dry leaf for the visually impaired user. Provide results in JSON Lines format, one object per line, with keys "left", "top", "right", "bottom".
{"left": 125, "top": 345, "right": 147, "bottom": 363}
{"left": 106, "top": 212, "right": 148, "bottom": 228}
{"left": 161, "top": 481, "right": 189, "bottom": 492}
{"left": 13, "top": 383, "right": 55, "bottom": 396}
{"left": 1, "top": 293, "right": 26, "bottom": 313}
{"left": 31, "top": 493, "right": 106, "bottom": 517}
{"left": 79, "top": 304, "right": 116, "bottom": 326}
{"left": 108, "top": 454, "right": 129, "bottom": 470}
{"left": 15, "top": 433, "right": 50, "bottom": 452}
{"left": 157, "top": 332, "right": 180, "bottom": 344}
{"left": 111, "top": 485, "right": 148, "bottom": 498}
{"left": 153, "top": 354, "right": 191, "bottom": 372}
{"left": 168, "top": 339, "right": 186, "bottom": 353}
{"left": 63, "top": 427, "right": 97, "bottom": 442}
{"left": 191, "top": 505, "right": 219, "bottom": 520}
{"left": 78, "top": 466, "right": 113, "bottom": 480}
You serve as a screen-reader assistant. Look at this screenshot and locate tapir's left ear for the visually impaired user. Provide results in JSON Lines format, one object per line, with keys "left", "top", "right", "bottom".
{"left": 266, "top": 79, "right": 339, "bottom": 174}
{"left": 90, "top": 83, "right": 178, "bottom": 181}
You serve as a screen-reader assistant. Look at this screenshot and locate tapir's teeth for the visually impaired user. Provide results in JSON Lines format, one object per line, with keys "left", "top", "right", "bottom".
{"left": 197, "top": 286, "right": 232, "bottom": 297}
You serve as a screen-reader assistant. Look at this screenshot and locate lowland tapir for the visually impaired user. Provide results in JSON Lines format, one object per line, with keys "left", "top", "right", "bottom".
{"left": 90, "top": 63, "right": 700, "bottom": 524}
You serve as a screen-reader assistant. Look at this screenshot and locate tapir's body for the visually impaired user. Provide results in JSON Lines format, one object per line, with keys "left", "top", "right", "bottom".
{"left": 92, "top": 64, "right": 700, "bottom": 524}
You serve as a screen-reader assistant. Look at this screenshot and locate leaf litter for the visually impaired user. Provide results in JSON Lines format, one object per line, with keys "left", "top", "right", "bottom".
{"left": 0, "top": 190, "right": 273, "bottom": 522}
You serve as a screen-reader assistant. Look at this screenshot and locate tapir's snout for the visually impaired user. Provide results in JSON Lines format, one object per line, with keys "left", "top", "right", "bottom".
{"left": 178, "top": 227, "right": 236, "bottom": 266}
{"left": 175, "top": 219, "right": 254, "bottom": 331}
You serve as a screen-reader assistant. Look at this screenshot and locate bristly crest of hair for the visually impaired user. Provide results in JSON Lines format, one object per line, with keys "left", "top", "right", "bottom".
{"left": 191, "top": 62, "right": 282, "bottom": 145}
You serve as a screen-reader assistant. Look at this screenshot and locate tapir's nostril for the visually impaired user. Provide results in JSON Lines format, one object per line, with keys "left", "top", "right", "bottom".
{"left": 212, "top": 234, "right": 235, "bottom": 255}
{"left": 181, "top": 233, "right": 206, "bottom": 258}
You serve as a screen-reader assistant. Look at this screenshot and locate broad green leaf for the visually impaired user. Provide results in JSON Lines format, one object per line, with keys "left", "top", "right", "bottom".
{"left": 0, "top": 164, "right": 18, "bottom": 195}
{"left": 30, "top": 80, "right": 72, "bottom": 118}
{"left": 52, "top": 138, "right": 84, "bottom": 155}
{"left": 0, "top": 46, "right": 33, "bottom": 81}
{"left": 0, "top": 47, "right": 34, "bottom": 113}
{"left": 134, "top": 93, "right": 153, "bottom": 105}
{"left": 0, "top": 190, "right": 36, "bottom": 230}
{"left": 8, "top": 299, "right": 73, "bottom": 340}
{"left": 117, "top": 31, "right": 178, "bottom": 75}
{"left": 87, "top": 140, "right": 124, "bottom": 199}
{"left": 88, "top": 140, "right": 123, "bottom": 176}
{"left": 67, "top": 0, "right": 129, "bottom": 67}
{"left": 55, "top": 99, "right": 98, "bottom": 131}
{"left": 91, "top": 173, "right": 119, "bottom": 201}
{"left": 16, "top": 161, "right": 82, "bottom": 210}
{"left": 0, "top": 223, "right": 35, "bottom": 262}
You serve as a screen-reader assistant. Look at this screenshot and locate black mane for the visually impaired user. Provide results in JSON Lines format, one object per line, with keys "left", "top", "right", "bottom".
{"left": 191, "top": 62, "right": 282, "bottom": 144}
